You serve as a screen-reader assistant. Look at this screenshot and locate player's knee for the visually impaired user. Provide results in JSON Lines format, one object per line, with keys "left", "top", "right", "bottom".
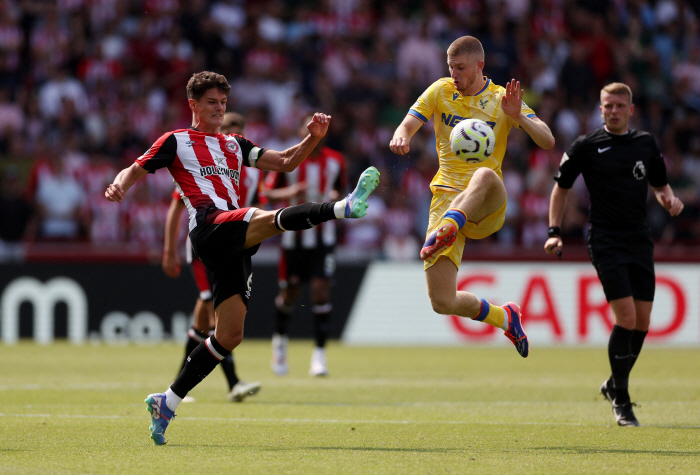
{"left": 471, "top": 167, "right": 499, "bottom": 185}
{"left": 428, "top": 294, "right": 454, "bottom": 316}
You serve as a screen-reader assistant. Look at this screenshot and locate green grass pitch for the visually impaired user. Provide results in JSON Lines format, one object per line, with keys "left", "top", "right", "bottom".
{"left": 0, "top": 341, "right": 698, "bottom": 474}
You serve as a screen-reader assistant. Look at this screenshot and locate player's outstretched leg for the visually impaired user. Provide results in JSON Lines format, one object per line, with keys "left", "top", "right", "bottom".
{"left": 420, "top": 223, "right": 458, "bottom": 260}
{"left": 145, "top": 393, "right": 176, "bottom": 445}
{"left": 344, "top": 167, "right": 380, "bottom": 218}
{"left": 502, "top": 302, "right": 529, "bottom": 358}
{"left": 228, "top": 381, "right": 262, "bottom": 402}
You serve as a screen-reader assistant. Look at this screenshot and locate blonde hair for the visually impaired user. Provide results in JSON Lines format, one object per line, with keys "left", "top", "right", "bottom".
{"left": 601, "top": 82, "right": 633, "bottom": 105}
{"left": 447, "top": 36, "right": 484, "bottom": 60}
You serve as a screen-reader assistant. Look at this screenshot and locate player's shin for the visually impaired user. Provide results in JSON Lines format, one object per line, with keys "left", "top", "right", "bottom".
{"left": 274, "top": 202, "right": 339, "bottom": 231}
{"left": 170, "top": 336, "right": 231, "bottom": 403}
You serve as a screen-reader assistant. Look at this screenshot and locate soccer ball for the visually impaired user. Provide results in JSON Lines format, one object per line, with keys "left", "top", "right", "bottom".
{"left": 450, "top": 118, "right": 496, "bottom": 163}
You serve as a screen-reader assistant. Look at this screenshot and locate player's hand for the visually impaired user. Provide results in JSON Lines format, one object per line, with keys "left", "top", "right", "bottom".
{"left": 307, "top": 113, "right": 331, "bottom": 138}
{"left": 105, "top": 183, "right": 125, "bottom": 202}
{"left": 544, "top": 236, "right": 563, "bottom": 255}
{"left": 162, "top": 251, "right": 181, "bottom": 278}
{"left": 389, "top": 136, "right": 411, "bottom": 155}
{"left": 660, "top": 193, "right": 684, "bottom": 217}
{"left": 501, "top": 79, "right": 524, "bottom": 119}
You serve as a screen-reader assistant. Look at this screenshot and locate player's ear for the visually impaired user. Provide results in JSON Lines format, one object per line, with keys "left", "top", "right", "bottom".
{"left": 629, "top": 103, "right": 635, "bottom": 116}
{"left": 188, "top": 98, "right": 197, "bottom": 112}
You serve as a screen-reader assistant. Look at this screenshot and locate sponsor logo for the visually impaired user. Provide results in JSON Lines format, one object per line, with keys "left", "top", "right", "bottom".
{"left": 559, "top": 153, "right": 570, "bottom": 166}
{"left": 597, "top": 146, "right": 611, "bottom": 153}
{"left": 186, "top": 140, "right": 196, "bottom": 147}
{"left": 1, "top": 277, "right": 88, "bottom": 344}
{"left": 225, "top": 140, "right": 239, "bottom": 154}
{"left": 200, "top": 165, "right": 240, "bottom": 185}
{"left": 245, "top": 273, "right": 253, "bottom": 299}
{"left": 453, "top": 93, "right": 460, "bottom": 101}
{"left": 214, "top": 155, "right": 226, "bottom": 166}
{"left": 633, "top": 160, "right": 646, "bottom": 180}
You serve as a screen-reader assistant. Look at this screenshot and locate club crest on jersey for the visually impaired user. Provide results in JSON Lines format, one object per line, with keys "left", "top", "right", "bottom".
{"left": 225, "top": 140, "right": 239, "bottom": 154}
{"left": 479, "top": 99, "right": 489, "bottom": 109}
{"left": 633, "top": 160, "right": 646, "bottom": 180}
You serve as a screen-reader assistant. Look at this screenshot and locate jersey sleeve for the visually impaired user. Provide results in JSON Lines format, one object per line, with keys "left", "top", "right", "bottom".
{"left": 408, "top": 81, "right": 439, "bottom": 124}
{"left": 234, "top": 134, "right": 267, "bottom": 169}
{"left": 511, "top": 100, "right": 538, "bottom": 129}
{"left": 647, "top": 136, "right": 668, "bottom": 187}
{"left": 136, "top": 132, "right": 177, "bottom": 173}
{"left": 554, "top": 136, "right": 585, "bottom": 189}
{"left": 170, "top": 186, "right": 181, "bottom": 201}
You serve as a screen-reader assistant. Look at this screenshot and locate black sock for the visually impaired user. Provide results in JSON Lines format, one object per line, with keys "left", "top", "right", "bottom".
{"left": 274, "top": 295, "right": 293, "bottom": 335}
{"left": 171, "top": 336, "right": 230, "bottom": 398}
{"left": 313, "top": 307, "right": 331, "bottom": 348}
{"left": 629, "top": 330, "right": 648, "bottom": 372}
{"left": 220, "top": 354, "right": 239, "bottom": 390}
{"left": 274, "top": 202, "right": 338, "bottom": 231}
{"left": 178, "top": 327, "right": 208, "bottom": 375}
{"left": 608, "top": 325, "right": 633, "bottom": 404}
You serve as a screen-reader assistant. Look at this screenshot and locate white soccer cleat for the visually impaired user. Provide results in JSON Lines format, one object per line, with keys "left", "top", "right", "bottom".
{"left": 309, "top": 347, "right": 328, "bottom": 377}
{"left": 271, "top": 333, "right": 289, "bottom": 376}
{"left": 228, "top": 381, "right": 262, "bottom": 402}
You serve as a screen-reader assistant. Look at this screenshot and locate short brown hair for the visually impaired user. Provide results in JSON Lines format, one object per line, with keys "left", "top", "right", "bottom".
{"left": 186, "top": 71, "right": 231, "bottom": 101}
{"left": 601, "top": 82, "right": 633, "bottom": 105}
{"left": 222, "top": 112, "right": 246, "bottom": 130}
{"left": 447, "top": 36, "right": 484, "bottom": 60}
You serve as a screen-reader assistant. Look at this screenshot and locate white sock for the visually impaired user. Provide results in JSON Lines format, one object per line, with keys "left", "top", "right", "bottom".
{"left": 333, "top": 200, "right": 346, "bottom": 219}
{"left": 501, "top": 309, "right": 509, "bottom": 331}
{"left": 164, "top": 388, "right": 182, "bottom": 412}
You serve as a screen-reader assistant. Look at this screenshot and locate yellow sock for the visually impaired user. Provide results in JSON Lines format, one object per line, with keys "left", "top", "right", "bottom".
{"left": 473, "top": 298, "right": 507, "bottom": 330}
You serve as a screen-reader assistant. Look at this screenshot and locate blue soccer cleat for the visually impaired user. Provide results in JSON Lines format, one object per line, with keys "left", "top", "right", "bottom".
{"left": 145, "top": 393, "right": 176, "bottom": 445}
{"left": 420, "top": 223, "right": 457, "bottom": 260}
{"left": 344, "top": 167, "right": 380, "bottom": 218}
{"left": 503, "top": 302, "right": 529, "bottom": 358}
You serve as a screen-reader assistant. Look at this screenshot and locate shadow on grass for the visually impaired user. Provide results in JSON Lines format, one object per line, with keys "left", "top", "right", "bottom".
{"left": 535, "top": 447, "right": 700, "bottom": 457}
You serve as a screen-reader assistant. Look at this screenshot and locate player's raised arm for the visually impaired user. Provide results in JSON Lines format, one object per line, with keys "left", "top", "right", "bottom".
{"left": 501, "top": 79, "right": 555, "bottom": 150}
{"left": 256, "top": 113, "right": 331, "bottom": 172}
{"left": 390, "top": 114, "right": 423, "bottom": 155}
{"left": 105, "top": 162, "right": 149, "bottom": 202}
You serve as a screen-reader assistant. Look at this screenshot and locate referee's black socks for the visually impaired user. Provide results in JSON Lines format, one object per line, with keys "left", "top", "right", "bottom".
{"left": 608, "top": 325, "right": 633, "bottom": 403}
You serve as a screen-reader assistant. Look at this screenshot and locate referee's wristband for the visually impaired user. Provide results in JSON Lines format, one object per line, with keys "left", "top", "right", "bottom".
{"left": 547, "top": 226, "right": 561, "bottom": 238}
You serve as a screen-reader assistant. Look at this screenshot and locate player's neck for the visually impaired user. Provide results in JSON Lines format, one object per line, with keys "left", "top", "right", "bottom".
{"left": 461, "top": 77, "right": 487, "bottom": 97}
{"left": 191, "top": 120, "right": 220, "bottom": 135}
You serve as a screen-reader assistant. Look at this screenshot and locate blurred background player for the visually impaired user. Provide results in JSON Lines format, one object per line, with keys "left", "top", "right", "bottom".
{"left": 389, "top": 36, "right": 555, "bottom": 357}
{"left": 162, "top": 111, "right": 262, "bottom": 402}
{"left": 544, "top": 83, "right": 684, "bottom": 426}
{"left": 264, "top": 115, "right": 347, "bottom": 377}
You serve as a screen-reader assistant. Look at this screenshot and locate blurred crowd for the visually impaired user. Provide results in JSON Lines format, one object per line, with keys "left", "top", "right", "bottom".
{"left": 1, "top": 0, "right": 699, "bottom": 262}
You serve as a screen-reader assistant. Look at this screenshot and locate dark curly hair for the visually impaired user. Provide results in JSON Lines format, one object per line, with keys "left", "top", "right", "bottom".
{"left": 186, "top": 71, "right": 231, "bottom": 101}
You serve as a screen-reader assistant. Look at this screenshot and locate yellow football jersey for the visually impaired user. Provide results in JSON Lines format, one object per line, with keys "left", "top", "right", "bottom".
{"left": 409, "top": 77, "right": 537, "bottom": 193}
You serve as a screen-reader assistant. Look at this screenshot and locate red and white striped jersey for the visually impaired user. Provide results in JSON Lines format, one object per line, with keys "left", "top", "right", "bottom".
{"left": 136, "top": 128, "right": 266, "bottom": 231}
{"left": 264, "top": 146, "right": 346, "bottom": 249}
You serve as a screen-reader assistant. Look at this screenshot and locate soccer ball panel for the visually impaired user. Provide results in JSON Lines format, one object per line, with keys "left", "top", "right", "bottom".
{"left": 449, "top": 119, "right": 496, "bottom": 163}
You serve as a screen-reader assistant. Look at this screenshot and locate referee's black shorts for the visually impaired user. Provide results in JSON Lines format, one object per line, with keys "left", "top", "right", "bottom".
{"left": 586, "top": 225, "right": 655, "bottom": 302}
{"left": 189, "top": 206, "right": 261, "bottom": 309}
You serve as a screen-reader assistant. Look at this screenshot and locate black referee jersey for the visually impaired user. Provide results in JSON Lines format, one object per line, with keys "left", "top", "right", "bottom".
{"left": 555, "top": 128, "right": 668, "bottom": 230}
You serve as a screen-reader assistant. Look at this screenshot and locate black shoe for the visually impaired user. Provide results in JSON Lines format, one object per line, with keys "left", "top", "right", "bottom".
{"left": 600, "top": 379, "right": 615, "bottom": 404}
{"left": 612, "top": 400, "right": 640, "bottom": 426}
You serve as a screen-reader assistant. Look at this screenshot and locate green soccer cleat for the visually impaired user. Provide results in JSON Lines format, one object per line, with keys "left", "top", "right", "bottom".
{"left": 344, "top": 167, "right": 380, "bottom": 218}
